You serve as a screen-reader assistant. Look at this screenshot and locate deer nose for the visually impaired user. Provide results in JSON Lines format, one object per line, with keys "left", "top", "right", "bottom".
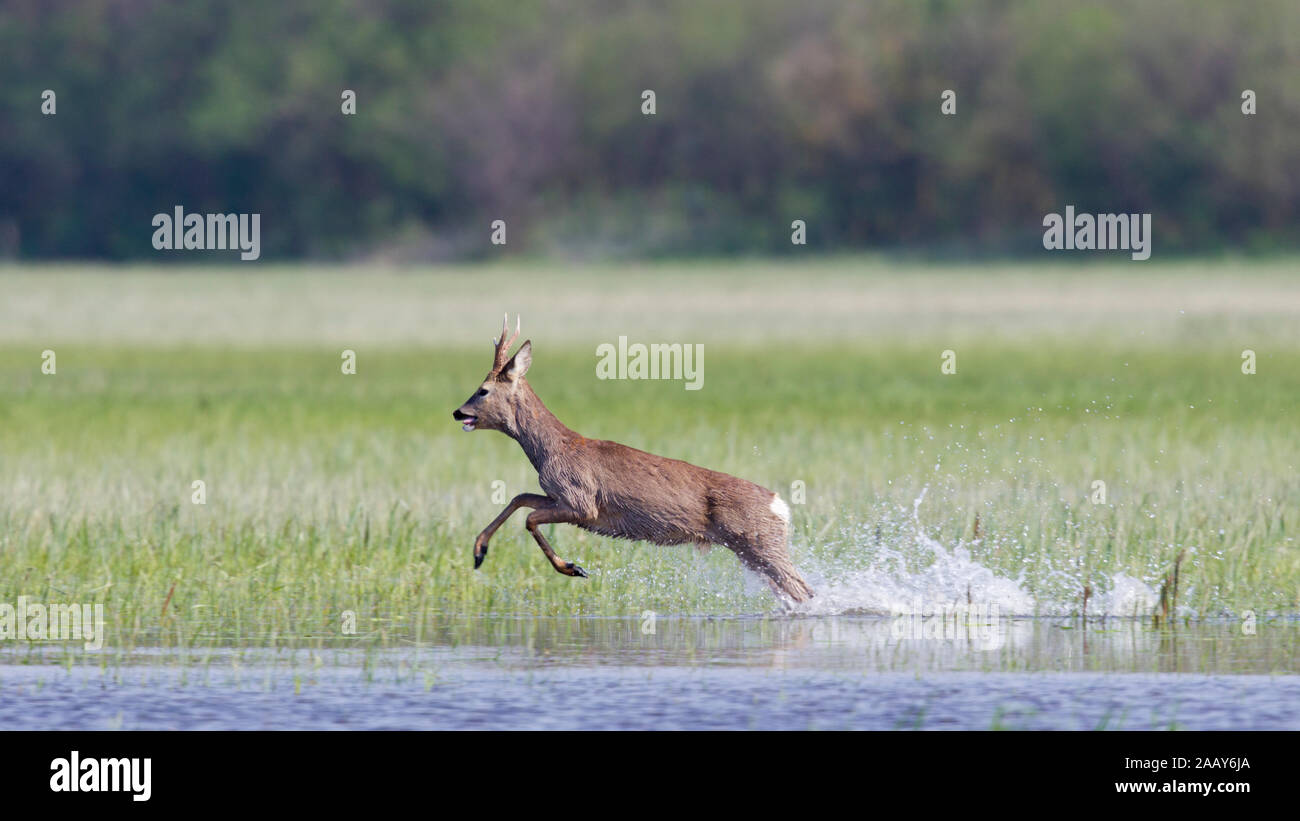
{"left": 453, "top": 409, "right": 469, "bottom": 421}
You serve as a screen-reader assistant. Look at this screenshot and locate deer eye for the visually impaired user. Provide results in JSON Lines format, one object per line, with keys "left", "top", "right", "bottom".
{"left": 476, "top": 389, "right": 489, "bottom": 397}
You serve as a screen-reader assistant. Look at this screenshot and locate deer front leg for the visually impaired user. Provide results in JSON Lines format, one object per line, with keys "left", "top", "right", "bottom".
{"left": 525, "top": 505, "right": 589, "bottom": 578}
{"left": 474, "top": 493, "right": 552, "bottom": 569}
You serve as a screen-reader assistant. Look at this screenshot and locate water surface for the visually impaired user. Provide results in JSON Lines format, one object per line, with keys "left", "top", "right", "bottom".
{"left": 2, "top": 617, "right": 1296, "bottom": 730}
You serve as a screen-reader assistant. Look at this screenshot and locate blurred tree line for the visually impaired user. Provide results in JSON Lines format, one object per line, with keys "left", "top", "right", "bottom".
{"left": 1, "top": 0, "right": 1296, "bottom": 260}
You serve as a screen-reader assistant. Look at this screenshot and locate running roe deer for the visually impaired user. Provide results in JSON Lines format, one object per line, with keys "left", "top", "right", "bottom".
{"left": 453, "top": 315, "right": 814, "bottom": 603}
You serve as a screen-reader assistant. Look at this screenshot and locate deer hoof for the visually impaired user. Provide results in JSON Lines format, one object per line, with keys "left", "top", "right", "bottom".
{"left": 565, "top": 562, "right": 588, "bottom": 578}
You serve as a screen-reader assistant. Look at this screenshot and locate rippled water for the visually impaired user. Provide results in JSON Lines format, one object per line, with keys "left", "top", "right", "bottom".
{"left": 2, "top": 617, "right": 1297, "bottom": 729}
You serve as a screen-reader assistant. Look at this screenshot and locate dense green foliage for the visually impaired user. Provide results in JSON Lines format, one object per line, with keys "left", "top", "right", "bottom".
{"left": 2, "top": 1, "right": 1297, "bottom": 259}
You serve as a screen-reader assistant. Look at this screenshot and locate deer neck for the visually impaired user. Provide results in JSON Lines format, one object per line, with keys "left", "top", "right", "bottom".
{"left": 506, "top": 381, "right": 576, "bottom": 472}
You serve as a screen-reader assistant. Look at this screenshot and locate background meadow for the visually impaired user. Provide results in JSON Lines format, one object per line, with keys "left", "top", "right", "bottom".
{"left": 1, "top": 261, "right": 1297, "bottom": 651}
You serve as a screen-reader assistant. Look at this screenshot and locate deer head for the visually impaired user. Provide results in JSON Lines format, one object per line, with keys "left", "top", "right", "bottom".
{"left": 453, "top": 313, "right": 533, "bottom": 433}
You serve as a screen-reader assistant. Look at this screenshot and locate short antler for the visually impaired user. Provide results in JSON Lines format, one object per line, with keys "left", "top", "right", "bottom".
{"left": 492, "top": 313, "right": 521, "bottom": 372}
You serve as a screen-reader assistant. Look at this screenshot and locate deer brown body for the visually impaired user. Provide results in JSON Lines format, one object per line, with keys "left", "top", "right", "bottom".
{"left": 453, "top": 315, "right": 814, "bottom": 603}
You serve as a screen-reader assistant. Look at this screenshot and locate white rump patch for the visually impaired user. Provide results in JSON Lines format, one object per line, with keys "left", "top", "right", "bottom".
{"left": 770, "top": 494, "right": 790, "bottom": 523}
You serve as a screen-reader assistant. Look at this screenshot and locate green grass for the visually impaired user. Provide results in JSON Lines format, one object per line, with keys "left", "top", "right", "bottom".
{"left": 0, "top": 262, "right": 1297, "bottom": 649}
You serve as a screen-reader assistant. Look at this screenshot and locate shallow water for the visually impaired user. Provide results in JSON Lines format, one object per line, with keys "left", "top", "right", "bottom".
{"left": 2, "top": 617, "right": 1297, "bottom": 730}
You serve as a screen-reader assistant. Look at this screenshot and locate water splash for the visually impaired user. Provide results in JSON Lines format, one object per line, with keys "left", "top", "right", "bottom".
{"left": 1089, "top": 573, "right": 1159, "bottom": 618}
{"left": 792, "top": 486, "right": 1158, "bottom": 618}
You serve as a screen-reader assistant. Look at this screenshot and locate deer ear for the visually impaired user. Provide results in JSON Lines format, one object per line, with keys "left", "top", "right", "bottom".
{"left": 504, "top": 340, "right": 532, "bottom": 381}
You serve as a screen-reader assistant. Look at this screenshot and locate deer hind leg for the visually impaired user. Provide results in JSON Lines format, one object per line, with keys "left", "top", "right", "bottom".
{"left": 474, "top": 493, "right": 552, "bottom": 569}
{"left": 525, "top": 504, "right": 590, "bottom": 578}
{"left": 734, "top": 534, "right": 814, "bottom": 604}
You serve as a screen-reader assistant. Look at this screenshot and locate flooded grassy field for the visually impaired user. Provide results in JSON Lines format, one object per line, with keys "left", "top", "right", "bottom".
{"left": 1, "top": 263, "right": 1297, "bottom": 729}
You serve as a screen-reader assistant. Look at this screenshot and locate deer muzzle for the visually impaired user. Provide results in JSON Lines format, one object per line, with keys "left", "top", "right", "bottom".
{"left": 452, "top": 409, "right": 477, "bottom": 431}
